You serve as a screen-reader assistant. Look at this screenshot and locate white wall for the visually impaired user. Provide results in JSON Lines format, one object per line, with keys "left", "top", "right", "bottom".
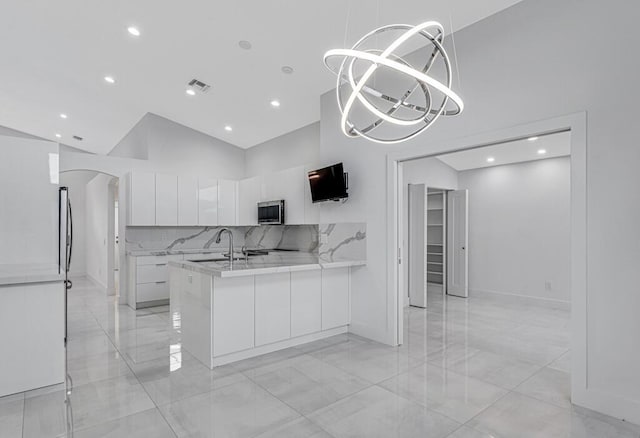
{"left": 85, "top": 173, "right": 113, "bottom": 289}
{"left": 109, "top": 113, "right": 245, "bottom": 179}
{"left": 245, "top": 122, "right": 320, "bottom": 178}
{"left": 459, "top": 157, "right": 570, "bottom": 301}
{"left": 58, "top": 171, "right": 97, "bottom": 277}
{"left": 319, "top": 0, "right": 640, "bottom": 422}
{"left": 401, "top": 158, "right": 459, "bottom": 303}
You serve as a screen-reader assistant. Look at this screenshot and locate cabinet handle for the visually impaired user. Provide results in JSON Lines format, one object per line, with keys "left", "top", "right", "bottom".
{"left": 156, "top": 281, "right": 167, "bottom": 284}
{"left": 156, "top": 263, "right": 167, "bottom": 266}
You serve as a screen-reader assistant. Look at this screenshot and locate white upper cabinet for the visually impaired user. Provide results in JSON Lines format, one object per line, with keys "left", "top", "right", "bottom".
{"left": 177, "top": 176, "right": 199, "bottom": 226}
{"left": 218, "top": 179, "right": 238, "bottom": 226}
{"left": 238, "top": 176, "right": 260, "bottom": 226}
{"left": 198, "top": 178, "right": 219, "bottom": 226}
{"left": 155, "top": 174, "right": 178, "bottom": 226}
{"left": 128, "top": 172, "right": 156, "bottom": 226}
{"left": 259, "top": 166, "right": 306, "bottom": 224}
{"left": 125, "top": 164, "right": 316, "bottom": 227}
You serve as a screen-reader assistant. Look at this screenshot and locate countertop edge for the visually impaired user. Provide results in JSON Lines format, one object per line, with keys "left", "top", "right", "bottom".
{"left": 169, "top": 259, "right": 366, "bottom": 278}
{"left": 0, "top": 274, "right": 65, "bottom": 287}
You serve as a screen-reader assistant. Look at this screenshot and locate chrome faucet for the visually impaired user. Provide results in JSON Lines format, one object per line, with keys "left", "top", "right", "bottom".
{"left": 214, "top": 228, "right": 234, "bottom": 267}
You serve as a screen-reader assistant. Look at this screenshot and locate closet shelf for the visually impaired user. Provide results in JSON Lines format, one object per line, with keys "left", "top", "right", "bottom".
{"left": 427, "top": 271, "right": 443, "bottom": 275}
{"left": 427, "top": 262, "right": 443, "bottom": 265}
{"left": 427, "top": 223, "right": 444, "bottom": 226}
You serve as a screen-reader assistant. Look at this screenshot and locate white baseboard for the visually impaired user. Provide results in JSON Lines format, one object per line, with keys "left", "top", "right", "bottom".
{"left": 210, "top": 326, "right": 348, "bottom": 367}
{"left": 573, "top": 386, "right": 640, "bottom": 427}
{"left": 86, "top": 273, "right": 108, "bottom": 292}
{"left": 470, "top": 288, "right": 571, "bottom": 310}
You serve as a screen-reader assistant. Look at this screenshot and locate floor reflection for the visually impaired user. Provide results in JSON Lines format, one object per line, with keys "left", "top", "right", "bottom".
{"left": 3, "top": 278, "right": 639, "bottom": 437}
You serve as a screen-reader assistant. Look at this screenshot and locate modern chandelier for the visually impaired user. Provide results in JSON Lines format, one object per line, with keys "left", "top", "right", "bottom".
{"left": 323, "top": 21, "right": 464, "bottom": 144}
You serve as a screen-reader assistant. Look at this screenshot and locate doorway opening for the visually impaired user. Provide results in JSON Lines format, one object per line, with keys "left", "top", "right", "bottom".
{"left": 387, "top": 112, "right": 587, "bottom": 407}
{"left": 58, "top": 170, "right": 120, "bottom": 296}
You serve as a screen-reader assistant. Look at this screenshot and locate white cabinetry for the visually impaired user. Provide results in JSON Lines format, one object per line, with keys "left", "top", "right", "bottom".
{"left": 255, "top": 273, "right": 291, "bottom": 346}
{"left": 198, "top": 178, "right": 219, "bottom": 226}
{"left": 260, "top": 166, "right": 306, "bottom": 224}
{"left": 238, "top": 176, "right": 260, "bottom": 225}
{"left": 218, "top": 179, "right": 238, "bottom": 226}
{"left": 181, "top": 270, "right": 212, "bottom": 365}
{"left": 0, "top": 281, "right": 65, "bottom": 396}
{"left": 291, "top": 269, "right": 322, "bottom": 337}
{"left": 213, "top": 276, "right": 255, "bottom": 356}
{"left": 178, "top": 176, "right": 199, "bottom": 225}
{"left": 155, "top": 174, "right": 178, "bottom": 226}
{"left": 321, "top": 268, "right": 350, "bottom": 330}
{"left": 128, "top": 254, "right": 183, "bottom": 308}
{"left": 127, "top": 172, "right": 156, "bottom": 226}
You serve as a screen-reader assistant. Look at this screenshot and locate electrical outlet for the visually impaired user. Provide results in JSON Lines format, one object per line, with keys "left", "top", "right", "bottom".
{"left": 545, "top": 281, "right": 552, "bottom": 291}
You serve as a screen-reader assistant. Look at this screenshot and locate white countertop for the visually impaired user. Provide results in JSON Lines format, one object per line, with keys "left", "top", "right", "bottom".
{"left": 0, "top": 264, "right": 64, "bottom": 286}
{"left": 169, "top": 251, "right": 365, "bottom": 278}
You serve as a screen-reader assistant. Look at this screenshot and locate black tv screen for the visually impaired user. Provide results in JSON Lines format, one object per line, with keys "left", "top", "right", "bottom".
{"left": 308, "top": 163, "right": 348, "bottom": 203}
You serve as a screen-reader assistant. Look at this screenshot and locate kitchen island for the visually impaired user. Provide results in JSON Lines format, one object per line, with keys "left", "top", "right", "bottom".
{"left": 169, "top": 251, "right": 365, "bottom": 368}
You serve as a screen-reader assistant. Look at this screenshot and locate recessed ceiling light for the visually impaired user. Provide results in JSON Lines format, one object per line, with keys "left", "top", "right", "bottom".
{"left": 238, "top": 40, "right": 252, "bottom": 50}
{"left": 224, "top": 125, "right": 233, "bottom": 132}
{"left": 486, "top": 157, "right": 495, "bottom": 163}
{"left": 186, "top": 88, "right": 196, "bottom": 96}
{"left": 127, "top": 26, "right": 141, "bottom": 37}
{"left": 55, "top": 133, "right": 61, "bottom": 139}
{"left": 104, "top": 76, "right": 116, "bottom": 84}
{"left": 537, "top": 149, "right": 547, "bottom": 155}
{"left": 528, "top": 136, "right": 539, "bottom": 142}
{"left": 281, "top": 66, "right": 294, "bottom": 74}
{"left": 270, "top": 99, "right": 281, "bottom": 108}
{"left": 60, "top": 113, "right": 67, "bottom": 119}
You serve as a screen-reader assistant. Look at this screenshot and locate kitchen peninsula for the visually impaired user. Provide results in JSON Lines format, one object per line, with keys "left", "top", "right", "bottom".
{"left": 169, "top": 251, "right": 364, "bottom": 368}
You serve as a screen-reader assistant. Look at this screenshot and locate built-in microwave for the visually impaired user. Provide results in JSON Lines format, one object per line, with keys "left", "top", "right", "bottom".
{"left": 257, "top": 200, "right": 285, "bottom": 225}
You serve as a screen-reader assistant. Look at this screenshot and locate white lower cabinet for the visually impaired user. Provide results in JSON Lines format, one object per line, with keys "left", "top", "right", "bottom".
{"left": 291, "top": 269, "right": 322, "bottom": 337}
{"left": 181, "top": 270, "right": 212, "bottom": 366}
{"left": 321, "top": 267, "right": 350, "bottom": 330}
{"left": 128, "top": 254, "right": 184, "bottom": 308}
{"left": 213, "top": 276, "right": 254, "bottom": 356}
{"left": 255, "top": 272, "right": 291, "bottom": 346}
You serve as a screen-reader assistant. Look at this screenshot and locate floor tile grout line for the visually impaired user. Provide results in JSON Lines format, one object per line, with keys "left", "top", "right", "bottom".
{"left": 370, "top": 380, "right": 467, "bottom": 428}
{"left": 20, "top": 394, "right": 25, "bottom": 438}
{"left": 243, "top": 359, "right": 378, "bottom": 421}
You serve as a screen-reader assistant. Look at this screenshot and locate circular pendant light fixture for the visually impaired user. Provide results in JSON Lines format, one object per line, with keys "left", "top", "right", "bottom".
{"left": 323, "top": 21, "right": 464, "bottom": 144}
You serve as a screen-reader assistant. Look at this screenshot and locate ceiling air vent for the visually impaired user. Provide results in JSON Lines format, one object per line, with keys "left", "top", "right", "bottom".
{"left": 72, "top": 135, "right": 83, "bottom": 141}
{"left": 187, "top": 79, "right": 211, "bottom": 93}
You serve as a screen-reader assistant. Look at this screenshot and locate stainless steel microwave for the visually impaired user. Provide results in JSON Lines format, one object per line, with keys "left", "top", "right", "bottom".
{"left": 257, "top": 200, "right": 285, "bottom": 225}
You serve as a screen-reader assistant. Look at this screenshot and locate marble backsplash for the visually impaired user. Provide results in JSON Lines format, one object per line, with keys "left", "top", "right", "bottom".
{"left": 318, "top": 222, "right": 366, "bottom": 262}
{"left": 126, "top": 225, "right": 319, "bottom": 253}
{"left": 126, "top": 222, "right": 366, "bottom": 260}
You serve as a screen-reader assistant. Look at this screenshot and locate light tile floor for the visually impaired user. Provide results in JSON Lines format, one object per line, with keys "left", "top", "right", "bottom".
{"left": 2, "top": 277, "right": 639, "bottom": 437}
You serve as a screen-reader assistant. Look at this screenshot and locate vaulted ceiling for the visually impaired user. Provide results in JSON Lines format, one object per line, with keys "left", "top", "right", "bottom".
{"left": 0, "top": 0, "right": 523, "bottom": 154}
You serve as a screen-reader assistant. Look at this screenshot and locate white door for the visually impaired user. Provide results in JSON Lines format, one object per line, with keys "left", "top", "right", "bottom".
{"left": 408, "top": 184, "right": 426, "bottom": 307}
{"left": 447, "top": 190, "right": 469, "bottom": 297}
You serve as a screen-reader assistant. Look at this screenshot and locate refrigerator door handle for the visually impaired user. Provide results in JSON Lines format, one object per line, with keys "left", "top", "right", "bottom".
{"left": 67, "top": 201, "right": 73, "bottom": 274}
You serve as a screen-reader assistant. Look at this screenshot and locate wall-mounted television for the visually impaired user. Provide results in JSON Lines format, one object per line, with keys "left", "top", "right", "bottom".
{"left": 308, "top": 163, "right": 348, "bottom": 203}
